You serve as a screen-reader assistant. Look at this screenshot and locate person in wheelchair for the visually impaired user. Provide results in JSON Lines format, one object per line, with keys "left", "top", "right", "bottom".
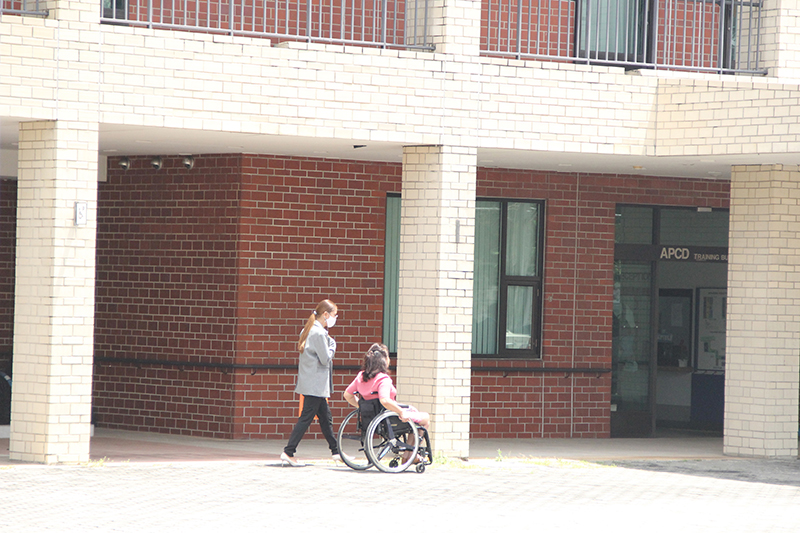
{"left": 344, "top": 343, "right": 430, "bottom": 430}
{"left": 342, "top": 343, "right": 431, "bottom": 471}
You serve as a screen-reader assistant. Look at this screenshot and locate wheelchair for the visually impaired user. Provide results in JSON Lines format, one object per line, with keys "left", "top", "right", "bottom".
{"left": 336, "top": 401, "right": 432, "bottom": 473}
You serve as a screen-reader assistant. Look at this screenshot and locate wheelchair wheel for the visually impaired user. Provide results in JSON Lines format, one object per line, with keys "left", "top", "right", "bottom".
{"left": 364, "top": 410, "right": 420, "bottom": 473}
{"left": 336, "top": 409, "right": 373, "bottom": 470}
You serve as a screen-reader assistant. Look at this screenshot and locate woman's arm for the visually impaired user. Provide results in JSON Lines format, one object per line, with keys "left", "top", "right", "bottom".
{"left": 344, "top": 391, "right": 360, "bottom": 408}
{"left": 379, "top": 397, "right": 405, "bottom": 418}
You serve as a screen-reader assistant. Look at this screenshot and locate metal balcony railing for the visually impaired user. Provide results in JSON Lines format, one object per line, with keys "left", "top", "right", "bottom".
{"left": 2, "top": 0, "right": 764, "bottom": 74}
{"left": 482, "top": 0, "right": 765, "bottom": 74}
{"left": 98, "top": 0, "right": 433, "bottom": 50}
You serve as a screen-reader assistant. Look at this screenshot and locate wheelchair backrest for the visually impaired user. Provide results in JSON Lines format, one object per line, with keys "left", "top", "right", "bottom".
{"left": 358, "top": 397, "right": 384, "bottom": 432}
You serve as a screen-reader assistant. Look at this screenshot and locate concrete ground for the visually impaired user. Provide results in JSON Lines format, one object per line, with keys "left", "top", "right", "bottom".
{"left": 0, "top": 429, "right": 798, "bottom": 532}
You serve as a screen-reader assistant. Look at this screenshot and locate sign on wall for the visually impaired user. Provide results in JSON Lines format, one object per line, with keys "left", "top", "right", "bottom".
{"left": 696, "top": 288, "right": 726, "bottom": 371}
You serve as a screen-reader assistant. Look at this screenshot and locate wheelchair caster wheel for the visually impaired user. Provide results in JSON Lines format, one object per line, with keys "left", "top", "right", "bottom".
{"left": 416, "top": 464, "right": 425, "bottom": 473}
{"left": 390, "top": 459, "right": 399, "bottom": 468}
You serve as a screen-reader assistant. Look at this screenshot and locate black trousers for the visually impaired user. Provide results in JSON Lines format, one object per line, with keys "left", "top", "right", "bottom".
{"left": 283, "top": 395, "right": 339, "bottom": 456}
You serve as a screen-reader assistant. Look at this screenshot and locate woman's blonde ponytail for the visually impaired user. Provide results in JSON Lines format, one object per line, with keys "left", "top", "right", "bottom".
{"left": 297, "top": 299, "right": 336, "bottom": 353}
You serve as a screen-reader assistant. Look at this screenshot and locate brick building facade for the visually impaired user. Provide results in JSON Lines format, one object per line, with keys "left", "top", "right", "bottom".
{"left": 2, "top": 0, "right": 798, "bottom": 463}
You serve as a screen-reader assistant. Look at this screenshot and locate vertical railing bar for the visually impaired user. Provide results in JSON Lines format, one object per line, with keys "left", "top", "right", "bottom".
{"left": 515, "top": 0, "right": 522, "bottom": 58}
{"left": 681, "top": 0, "right": 688, "bottom": 67}
{"left": 393, "top": 0, "right": 398, "bottom": 46}
{"left": 599, "top": 0, "right": 607, "bottom": 62}
{"left": 649, "top": 0, "right": 656, "bottom": 67}
{"left": 752, "top": 0, "right": 758, "bottom": 70}
{"left": 381, "top": 0, "right": 389, "bottom": 44}
{"left": 634, "top": 0, "right": 641, "bottom": 64}
{"left": 717, "top": 0, "right": 726, "bottom": 72}
{"left": 620, "top": 0, "right": 626, "bottom": 62}
{"left": 712, "top": 0, "right": 719, "bottom": 70}
{"left": 558, "top": 0, "right": 564, "bottom": 57}
{"left": 664, "top": 0, "right": 671, "bottom": 66}
{"left": 621, "top": 0, "right": 627, "bottom": 63}
{"left": 668, "top": 0, "right": 675, "bottom": 67}
{"left": 486, "top": 0, "right": 500, "bottom": 52}
{"left": 528, "top": 0, "right": 532, "bottom": 57}
{"left": 414, "top": 0, "right": 419, "bottom": 46}
{"left": 424, "top": 0, "right": 429, "bottom": 48}
{"left": 581, "top": 0, "right": 588, "bottom": 61}
{"left": 755, "top": 0, "right": 762, "bottom": 71}
{"left": 697, "top": 0, "right": 704, "bottom": 68}
{"left": 744, "top": 0, "right": 751, "bottom": 70}
{"left": 347, "top": 0, "right": 352, "bottom": 42}
{"left": 734, "top": 0, "right": 741, "bottom": 71}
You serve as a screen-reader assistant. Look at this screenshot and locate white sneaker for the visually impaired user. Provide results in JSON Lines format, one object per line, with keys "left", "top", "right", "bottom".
{"left": 280, "top": 452, "right": 302, "bottom": 467}
{"left": 331, "top": 454, "right": 342, "bottom": 463}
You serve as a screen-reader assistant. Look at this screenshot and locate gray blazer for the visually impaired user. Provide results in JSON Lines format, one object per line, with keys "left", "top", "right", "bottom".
{"left": 294, "top": 321, "right": 336, "bottom": 398}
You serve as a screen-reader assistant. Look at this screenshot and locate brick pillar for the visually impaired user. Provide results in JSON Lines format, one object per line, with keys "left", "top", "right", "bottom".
{"left": 725, "top": 164, "right": 800, "bottom": 458}
{"left": 10, "top": 120, "right": 99, "bottom": 464}
{"left": 760, "top": 0, "right": 800, "bottom": 78}
{"left": 396, "top": 145, "right": 475, "bottom": 459}
{"left": 426, "top": 0, "right": 482, "bottom": 56}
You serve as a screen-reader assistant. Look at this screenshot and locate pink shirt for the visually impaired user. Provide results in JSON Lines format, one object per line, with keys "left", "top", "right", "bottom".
{"left": 345, "top": 371, "right": 396, "bottom": 401}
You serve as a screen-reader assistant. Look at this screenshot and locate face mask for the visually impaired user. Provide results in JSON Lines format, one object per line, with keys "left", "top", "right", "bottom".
{"left": 326, "top": 315, "right": 337, "bottom": 328}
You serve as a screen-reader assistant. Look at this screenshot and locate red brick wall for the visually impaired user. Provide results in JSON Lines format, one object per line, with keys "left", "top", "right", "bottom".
{"left": 0, "top": 179, "right": 15, "bottom": 376}
{"left": 93, "top": 155, "right": 243, "bottom": 438}
{"left": 472, "top": 170, "right": 730, "bottom": 438}
{"left": 93, "top": 154, "right": 402, "bottom": 438}
{"left": 12, "top": 156, "right": 727, "bottom": 441}
{"left": 230, "top": 155, "right": 402, "bottom": 438}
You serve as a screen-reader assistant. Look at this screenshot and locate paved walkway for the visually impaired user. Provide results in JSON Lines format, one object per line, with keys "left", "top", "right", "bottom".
{"left": 0, "top": 429, "right": 798, "bottom": 532}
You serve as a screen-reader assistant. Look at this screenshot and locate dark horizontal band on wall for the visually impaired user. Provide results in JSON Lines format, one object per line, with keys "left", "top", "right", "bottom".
{"left": 95, "top": 357, "right": 609, "bottom": 375}
{"left": 94, "top": 357, "right": 363, "bottom": 372}
{"left": 472, "top": 367, "right": 610, "bottom": 374}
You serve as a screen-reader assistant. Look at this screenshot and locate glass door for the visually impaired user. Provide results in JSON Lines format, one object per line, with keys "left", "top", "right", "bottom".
{"left": 611, "top": 260, "right": 655, "bottom": 436}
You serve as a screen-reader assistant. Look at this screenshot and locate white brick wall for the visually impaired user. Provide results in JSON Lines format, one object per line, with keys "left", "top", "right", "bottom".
{"left": 10, "top": 120, "right": 98, "bottom": 464}
{"left": 725, "top": 164, "right": 800, "bottom": 458}
{"left": 397, "top": 145, "right": 475, "bottom": 458}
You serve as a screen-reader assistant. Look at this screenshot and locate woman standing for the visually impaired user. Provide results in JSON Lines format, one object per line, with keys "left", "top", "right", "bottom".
{"left": 281, "top": 299, "right": 341, "bottom": 466}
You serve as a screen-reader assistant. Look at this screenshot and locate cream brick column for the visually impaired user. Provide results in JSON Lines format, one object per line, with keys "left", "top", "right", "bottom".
{"left": 725, "top": 164, "right": 800, "bottom": 458}
{"left": 760, "top": 0, "right": 800, "bottom": 79}
{"left": 10, "top": 120, "right": 99, "bottom": 464}
{"left": 427, "top": 0, "right": 482, "bottom": 56}
{"left": 396, "top": 145, "right": 475, "bottom": 459}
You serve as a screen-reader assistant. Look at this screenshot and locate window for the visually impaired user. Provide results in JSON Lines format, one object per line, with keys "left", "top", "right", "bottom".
{"left": 102, "top": 0, "right": 126, "bottom": 19}
{"left": 383, "top": 195, "right": 401, "bottom": 352}
{"left": 494, "top": 200, "right": 544, "bottom": 357}
{"left": 383, "top": 197, "right": 544, "bottom": 358}
{"left": 578, "top": 0, "right": 648, "bottom": 63}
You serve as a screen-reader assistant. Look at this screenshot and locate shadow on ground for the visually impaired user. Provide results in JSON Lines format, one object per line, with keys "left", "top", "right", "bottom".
{"left": 604, "top": 458, "right": 800, "bottom": 488}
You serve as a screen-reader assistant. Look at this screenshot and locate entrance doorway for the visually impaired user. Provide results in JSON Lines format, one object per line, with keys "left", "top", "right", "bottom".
{"left": 612, "top": 205, "right": 728, "bottom": 437}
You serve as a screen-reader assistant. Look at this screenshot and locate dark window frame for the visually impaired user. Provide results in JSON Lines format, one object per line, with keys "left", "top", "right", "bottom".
{"left": 476, "top": 198, "right": 545, "bottom": 360}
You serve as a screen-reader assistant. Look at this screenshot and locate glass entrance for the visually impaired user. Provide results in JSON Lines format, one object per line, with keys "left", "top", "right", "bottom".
{"left": 611, "top": 261, "right": 654, "bottom": 437}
